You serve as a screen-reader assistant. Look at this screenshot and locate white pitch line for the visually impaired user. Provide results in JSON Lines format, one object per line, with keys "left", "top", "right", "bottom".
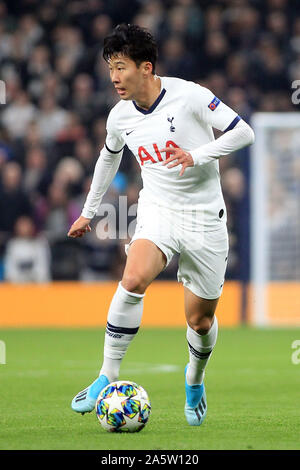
{"left": 62, "top": 360, "right": 181, "bottom": 374}
{"left": 121, "top": 363, "right": 180, "bottom": 374}
{"left": 0, "top": 370, "right": 49, "bottom": 377}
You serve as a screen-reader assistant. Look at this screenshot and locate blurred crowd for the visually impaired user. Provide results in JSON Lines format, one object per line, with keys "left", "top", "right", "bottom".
{"left": 0, "top": 0, "right": 299, "bottom": 283}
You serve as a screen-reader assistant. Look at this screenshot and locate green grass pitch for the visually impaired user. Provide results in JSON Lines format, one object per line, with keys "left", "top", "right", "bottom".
{"left": 0, "top": 327, "right": 300, "bottom": 450}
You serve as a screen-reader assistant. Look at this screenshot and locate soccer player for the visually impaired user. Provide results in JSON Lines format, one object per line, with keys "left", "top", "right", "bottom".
{"left": 68, "top": 24, "right": 255, "bottom": 426}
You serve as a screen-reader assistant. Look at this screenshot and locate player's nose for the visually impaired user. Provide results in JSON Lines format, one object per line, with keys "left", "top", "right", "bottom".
{"left": 110, "top": 71, "right": 120, "bottom": 84}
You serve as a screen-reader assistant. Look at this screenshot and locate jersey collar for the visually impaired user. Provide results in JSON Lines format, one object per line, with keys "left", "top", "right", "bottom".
{"left": 133, "top": 84, "right": 166, "bottom": 115}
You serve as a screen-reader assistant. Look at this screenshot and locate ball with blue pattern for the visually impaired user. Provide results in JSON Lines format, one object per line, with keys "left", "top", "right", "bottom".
{"left": 95, "top": 380, "right": 151, "bottom": 432}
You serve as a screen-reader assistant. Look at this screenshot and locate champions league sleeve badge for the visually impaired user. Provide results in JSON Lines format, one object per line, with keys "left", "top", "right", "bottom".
{"left": 208, "top": 96, "right": 221, "bottom": 111}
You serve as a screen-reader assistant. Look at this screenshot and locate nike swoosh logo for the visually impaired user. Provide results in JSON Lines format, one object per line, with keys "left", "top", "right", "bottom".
{"left": 126, "top": 130, "right": 134, "bottom": 135}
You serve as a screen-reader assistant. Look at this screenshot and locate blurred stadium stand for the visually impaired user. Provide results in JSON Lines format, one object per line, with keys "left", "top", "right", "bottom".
{"left": 0, "top": 0, "right": 299, "bottom": 289}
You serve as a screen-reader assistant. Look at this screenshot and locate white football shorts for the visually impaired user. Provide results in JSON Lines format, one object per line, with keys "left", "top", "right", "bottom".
{"left": 125, "top": 199, "right": 229, "bottom": 299}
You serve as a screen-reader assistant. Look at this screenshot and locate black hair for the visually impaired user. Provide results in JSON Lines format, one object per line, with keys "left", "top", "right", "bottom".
{"left": 103, "top": 24, "right": 158, "bottom": 74}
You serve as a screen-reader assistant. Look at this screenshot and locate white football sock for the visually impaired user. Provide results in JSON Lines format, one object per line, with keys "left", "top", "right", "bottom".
{"left": 186, "top": 316, "right": 218, "bottom": 386}
{"left": 99, "top": 282, "right": 144, "bottom": 382}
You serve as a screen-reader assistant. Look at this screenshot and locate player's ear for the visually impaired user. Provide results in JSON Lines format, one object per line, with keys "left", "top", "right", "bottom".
{"left": 142, "top": 61, "right": 153, "bottom": 76}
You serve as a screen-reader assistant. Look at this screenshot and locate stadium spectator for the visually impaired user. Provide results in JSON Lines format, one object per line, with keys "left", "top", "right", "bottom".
{"left": 74, "top": 138, "right": 97, "bottom": 176}
{"left": 23, "top": 146, "right": 47, "bottom": 194}
{"left": 0, "top": 161, "right": 32, "bottom": 234}
{"left": 1, "top": 90, "right": 37, "bottom": 139}
{"left": 36, "top": 94, "right": 69, "bottom": 142}
{"left": 4, "top": 215, "right": 51, "bottom": 283}
{"left": 35, "top": 180, "right": 75, "bottom": 243}
{"left": 71, "top": 74, "right": 97, "bottom": 126}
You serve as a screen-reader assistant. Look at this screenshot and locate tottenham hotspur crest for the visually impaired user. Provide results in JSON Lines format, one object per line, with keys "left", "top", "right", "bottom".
{"left": 167, "top": 116, "right": 175, "bottom": 132}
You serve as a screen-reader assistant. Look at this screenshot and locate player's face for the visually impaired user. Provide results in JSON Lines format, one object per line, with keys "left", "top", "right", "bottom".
{"left": 108, "top": 55, "right": 149, "bottom": 101}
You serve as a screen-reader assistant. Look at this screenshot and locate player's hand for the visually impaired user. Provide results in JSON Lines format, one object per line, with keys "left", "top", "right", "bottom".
{"left": 68, "top": 216, "right": 92, "bottom": 238}
{"left": 160, "top": 147, "right": 194, "bottom": 176}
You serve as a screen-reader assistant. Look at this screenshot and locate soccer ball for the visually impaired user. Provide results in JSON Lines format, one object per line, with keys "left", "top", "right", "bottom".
{"left": 95, "top": 380, "right": 151, "bottom": 433}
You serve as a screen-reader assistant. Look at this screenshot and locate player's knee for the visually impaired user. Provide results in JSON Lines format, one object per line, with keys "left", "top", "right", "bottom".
{"left": 121, "top": 273, "right": 148, "bottom": 295}
{"left": 188, "top": 315, "right": 214, "bottom": 335}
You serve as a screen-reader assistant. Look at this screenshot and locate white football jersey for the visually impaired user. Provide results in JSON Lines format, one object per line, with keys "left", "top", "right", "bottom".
{"left": 105, "top": 76, "right": 240, "bottom": 229}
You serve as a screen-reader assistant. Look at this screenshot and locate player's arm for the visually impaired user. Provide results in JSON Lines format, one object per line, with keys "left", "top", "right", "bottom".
{"left": 189, "top": 117, "right": 254, "bottom": 166}
{"left": 161, "top": 86, "right": 255, "bottom": 176}
{"left": 68, "top": 112, "right": 125, "bottom": 238}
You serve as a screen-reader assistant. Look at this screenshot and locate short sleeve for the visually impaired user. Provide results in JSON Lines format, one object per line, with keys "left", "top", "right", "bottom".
{"left": 189, "top": 84, "right": 240, "bottom": 132}
{"left": 105, "top": 109, "right": 125, "bottom": 153}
